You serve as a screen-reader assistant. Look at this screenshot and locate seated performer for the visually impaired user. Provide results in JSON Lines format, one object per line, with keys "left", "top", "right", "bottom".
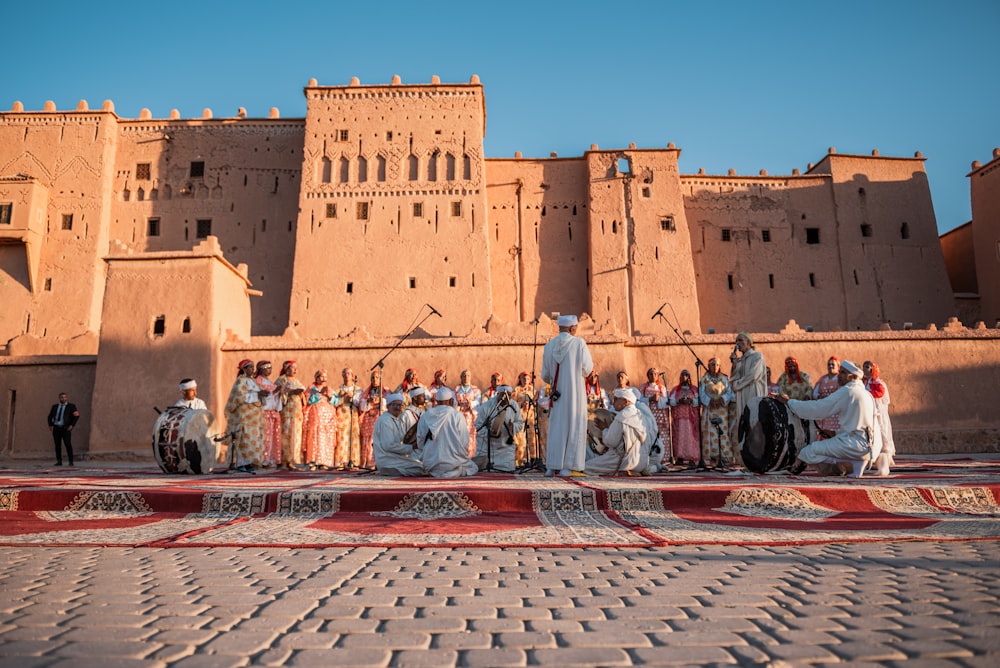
{"left": 373, "top": 393, "right": 423, "bottom": 477}
{"left": 633, "top": 398, "right": 662, "bottom": 475}
{"left": 779, "top": 360, "right": 881, "bottom": 478}
{"left": 585, "top": 388, "right": 647, "bottom": 476}
{"left": 473, "top": 384, "right": 524, "bottom": 472}
{"left": 175, "top": 378, "right": 208, "bottom": 411}
{"left": 417, "top": 388, "right": 477, "bottom": 478}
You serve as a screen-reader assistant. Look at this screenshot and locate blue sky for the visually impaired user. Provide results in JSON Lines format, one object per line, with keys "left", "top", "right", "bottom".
{"left": 4, "top": 0, "right": 997, "bottom": 233}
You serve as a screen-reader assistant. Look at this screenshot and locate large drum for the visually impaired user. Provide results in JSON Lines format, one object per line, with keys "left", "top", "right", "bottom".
{"left": 152, "top": 407, "right": 221, "bottom": 474}
{"left": 739, "top": 397, "right": 806, "bottom": 474}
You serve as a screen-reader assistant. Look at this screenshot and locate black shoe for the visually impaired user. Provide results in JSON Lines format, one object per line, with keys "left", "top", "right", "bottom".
{"left": 789, "top": 459, "right": 807, "bottom": 475}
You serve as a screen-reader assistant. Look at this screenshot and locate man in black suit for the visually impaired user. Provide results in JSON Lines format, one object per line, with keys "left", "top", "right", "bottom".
{"left": 47, "top": 392, "right": 79, "bottom": 466}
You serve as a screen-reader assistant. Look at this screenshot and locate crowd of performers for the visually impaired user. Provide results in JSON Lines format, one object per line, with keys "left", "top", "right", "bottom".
{"left": 197, "top": 328, "right": 894, "bottom": 478}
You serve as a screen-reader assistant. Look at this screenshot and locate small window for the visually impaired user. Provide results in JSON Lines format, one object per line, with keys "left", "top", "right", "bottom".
{"left": 196, "top": 219, "right": 212, "bottom": 239}
{"left": 809, "top": 272, "right": 816, "bottom": 287}
{"left": 642, "top": 187, "right": 650, "bottom": 198}
{"left": 761, "top": 229, "right": 771, "bottom": 242}
{"left": 449, "top": 276, "right": 456, "bottom": 287}
{"left": 660, "top": 216, "right": 675, "bottom": 232}
{"left": 339, "top": 129, "right": 349, "bottom": 142}
{"left": 357, "top": 202, "right": 370, "bottom": 220}
{"left": 408, "top": 277, "right": 417, "bottom": 289}
{"left": 326, "top": 203, "right": 337, "bottom": 218}
{"left": 451, "top": 201, "right": 462, "bottom": 217}
{"left": 153, "top": 315, "right": 166, "bottom": 336}
{"left": 413, "top": 202, "right": 423, "bottom": 217}
{"left": 147, "top": 217, "right": 160, "bottom": 237}
{"left": 136, "top": 163, "right": 151, "bottom": 180}
{"left": 727, "top": 274, "right": 734, "bottom": 291}
{"left": 346, "top": 282, "right": 353, "bottom": 294}
{"left": 0, "top": 203, "right": 11, "bottom": 225}
{"left": 61, "top": 214, "right": 73, "bottom": 230}
{"left": 190, "top": 161, "right": 205, "bottom": 178}
{"left": 44, "top": 278, "right": 52, "bottom": 291}
{"left": 900, "top": 222, "right": 910, "bottom": 240}
{"left": 386, "top": 131, "right": 393, "bottom": 141}
{"left": 617, "top": 158, "right": 630, "bottom": 174}
{"left": 721, "top": 228, "right": 731, "bottom": 242}
{"left": 768, "top": 274, "right": 774, "bottom": 289}
{"left": 805, "top": 227, "right": 820, "bottom": 244}
{"left": 182, "top": 317, "right": 191, "bottom": 333}
{"left": 861, "top": 224, "right": 872, "bottom": 238}
{"left": 408, "top": 155, "right": 419, "bottom": 181}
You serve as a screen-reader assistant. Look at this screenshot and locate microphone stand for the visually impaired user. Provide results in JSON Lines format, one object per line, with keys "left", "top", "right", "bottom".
{"left": 517, "top": 316, "right": 546, "bottom": 474}
{"left": 653, "top": 307, "right": 707, "bottom": 471}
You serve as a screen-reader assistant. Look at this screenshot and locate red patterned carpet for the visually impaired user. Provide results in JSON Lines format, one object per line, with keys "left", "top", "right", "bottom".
{"left": 0, "top": 456, "right": 997, "bottom": 548}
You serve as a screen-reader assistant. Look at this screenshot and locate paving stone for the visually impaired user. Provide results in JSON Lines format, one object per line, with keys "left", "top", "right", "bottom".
{"left": 494, "top": 631, "right": 557, "bottom": 648}
{"left": 198, "top": 629, "right": 281, "bottom": 654}
{"left": 379, "top": 617, "right": 467, "bottom": 634}
{"left": 337, "top": 631, "right": 431, "bottom": 650}
{"left": 430, "top": 631, "right": 493, "bottom": 649}
{"left": 460, "top": 648, "right": 527, "bottom": 666}
{"left": 531, "top": 647, "right": 633, "bottom": 665}
{"left": 286, "top": 648, "right": 390, "bottom": 667}
{"left": 389, "top": 649, "right": 459, "bottom": 667}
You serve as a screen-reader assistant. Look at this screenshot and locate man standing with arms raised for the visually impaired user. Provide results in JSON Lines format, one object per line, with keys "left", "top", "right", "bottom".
{"left": 541, "top": 314, "right": 594, "bottom": 477}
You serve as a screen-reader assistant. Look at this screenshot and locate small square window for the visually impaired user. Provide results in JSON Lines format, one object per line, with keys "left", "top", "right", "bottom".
{"left": 182, "top": 317, "right": 191, "bottom": 333}
{"left": 408, "top": 277, "right": 417, "bottom": 289}
{"left": 136, "top": 163, "right": 151, "bottom": 180}
{"left": 61, "top": 214, "right": 73, "bottom": 230}
{"left": 451, "top": 201, "right": 462, "bottom": 217}
{"left": 660, "top": 216, "right": 675, "bottom": 232}
{"left": 196, "top": 219, "right": 212, "bottom": 239}
{"left": 386, "top": 131, "right": 393, "bottom": 141}
{"left": 721, "top": 228, "right": 731, "bottom": 242}
{"left": 326, "top": 203, "right": 337, "bottom": 218}
{"left": 346, "top": 282, "right": 354, "bottom": 294}
{"left": 449, "top": 276, "right": 456, "bottom": 287}
{"left": 761, "top": 229, "right": 771, "bottom": 242}
{"left": 861, "top": 224, "right": 872, "bottom": 238}
{"left": 339, "top": 129, "right": 349, "bottom": 142}
{"left": 147, "top": 217, "right": 160, "bottom": 237}
{"left": 190, "top": 161, "right": 205, "bottom": 178}
{"left": 0, "top": 203, "right": 11, "bottom": 225}
{"left": 357, "top": 202, "right": 370, "bottom": 220}
{"left": 153, "top": 315, "right": 166, "bottom": 336}
{"left": 805, "top": 227, "right": 820, "bottom": 244}
{"left": 642, "top": 187, "right": 650, "bottom": 198}
{"left": 413, "top": 202, "right": 423, "bottom": 217}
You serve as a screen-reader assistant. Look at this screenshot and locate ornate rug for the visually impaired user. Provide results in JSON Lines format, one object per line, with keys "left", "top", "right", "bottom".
{"left": 0, "top": 456, "right": 998, "bottom": 547}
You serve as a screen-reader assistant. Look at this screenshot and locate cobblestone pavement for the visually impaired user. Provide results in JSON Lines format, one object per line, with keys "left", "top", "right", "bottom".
{"left": 0, "top": 541, "right": 997, "bottom": 667}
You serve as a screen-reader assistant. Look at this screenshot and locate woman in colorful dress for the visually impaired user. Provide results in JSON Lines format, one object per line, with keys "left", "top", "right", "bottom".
{"left": 586, "top": 369, "right": 610, "bottom": 411}
{"left": 223, "top": 359, "right": 267, "bottom": 472}
{"left": 639, "top": 367, "right": 670, "bottom": 463}
{"left": 777, "top": 356, "right": 813, "bottom": 401}
{"left": 335, "top": 367, "right": 363, "bottom": 469}
{"left": 275, "top": 360, "right": 306, "bottom": 469}
{"left": 303, "top": 369, "right": 339, "bottom": 469}
{"left": 812, "top": 356, "right": 842, "bottom": 438}
{"left": 616, "top": 371, "right": 642, "bottom": 405}
{"left": 358, "top": 368, "right": 387, "bottom": 469}
{"left": 429, "top": 369, "right": 449, "bottom": 406}
{"left": 486, "top": 372, "right": 505, "bottom": 400}
{"left": 864, "top": 360, "right": 895, "bottom": 477}
{"left": 512, "top": 371, "right": 535, "bottom": 466}
{"left": 454, "top": 369, "right": 482, "bottom": 457}
{"left": 699, "top": 358, "right": 736, "bottom": 469}
{"left": 395, "top": 368, "right": 421, "bottom": 406}
{"left": 254, "top": 360, "right": 282, "bottom": 467}
{"left": 668, "top": 369, "right": 701, "bottom": 464}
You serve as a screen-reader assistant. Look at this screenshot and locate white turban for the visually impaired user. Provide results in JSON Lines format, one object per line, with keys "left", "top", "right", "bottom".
{"left": 409, "top": 386, "right": 427, "bottom": 398}
{"left": 840, "top": 360, "right": 862, "bottom": 377}
{"left": 613, "top": 387, "right": 636, "bottom": 404}
{"left": 436, "top": 387, "right": 455, "bottom": 402}
{"left": 179, "top": 379, "right": 197, "bottom": 391}
{"left": 386, "top": 393, "right": 405, "bottom": 405}
{"left": 496, "top": 385, "right": 513, "bottom": 394}
{"left": 557, "top": 314, "right": 578, "bottom": 328}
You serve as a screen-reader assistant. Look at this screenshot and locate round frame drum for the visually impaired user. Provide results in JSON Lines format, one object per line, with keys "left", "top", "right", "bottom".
{"left": 739, "top": 397, "right": 805, "bottom": 474}
{"left": 152, "top": 407, "right": 220, "bottom": 474}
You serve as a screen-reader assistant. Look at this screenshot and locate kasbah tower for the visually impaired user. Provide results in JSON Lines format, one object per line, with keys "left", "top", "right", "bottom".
{"left": 0, "top": 74, "right": 996, "bottom": 459}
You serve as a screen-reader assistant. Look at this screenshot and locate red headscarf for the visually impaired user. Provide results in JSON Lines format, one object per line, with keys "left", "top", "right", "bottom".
{"left": 784, "top": 356, "right": 804, "bottom": 384}
{"left": 237, "top": 359, "right": 254, "bottom": 377}
{"left": 433, "top": 369, "right": 447, "bottom": 387}
{"left": 281, "top": 360, "right": 296, "bottom": 375}
{"left": 865, "top": 362, "right": 886, "bottom": 398}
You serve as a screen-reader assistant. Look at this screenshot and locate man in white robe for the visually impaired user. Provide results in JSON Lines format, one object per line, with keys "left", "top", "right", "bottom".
{"left": 541, "top": 314, "right": 594, "bottom": 476}
{"left": 174, "top": 379, "right": 208, "bottom": 411}
{"left": 373, "top": 393, "right": 423, "bottom": 476}
{"left": 729, "top": 331, "right": 767, "bottom": 425}
{"left": 473, "top": 385, "right": 524, "bottom": 472}
{"left": 634, "top": 399, "right": 661, "bottom": 475}
{"left": 418, "top": 388, "right": 477, "bottom": 478}
{"left": 586, "top": 388, "right": 646, "bottom": 475}
{"left": 779, "top": 360, "right": 882, "bottom": 478}
{"left": 403, "top": 387, "right": 428, "bottom": 426}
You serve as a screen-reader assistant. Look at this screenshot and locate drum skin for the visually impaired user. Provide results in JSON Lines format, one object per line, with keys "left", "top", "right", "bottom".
{"left": 738, "top": 397, "right": 806, "bottom": 474}
{"left": 152, "top": 407, "right": 220, "bottom": 474}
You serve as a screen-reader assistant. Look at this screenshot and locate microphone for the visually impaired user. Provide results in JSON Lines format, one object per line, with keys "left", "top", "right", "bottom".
{"left": 651, "top": 303, "right": 666, "bottom": 320}
{"left": 427, "top": 304, "right": 442, "bottom": 317}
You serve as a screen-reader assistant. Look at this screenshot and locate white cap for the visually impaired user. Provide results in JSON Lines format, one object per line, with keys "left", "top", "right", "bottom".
{"left": 496, "top": 385, "right": 513, "bottom": 394}
{"left": 436, "top": 387, "right": 455, "bottom": 402}
{"left": 179, "top": 379, "right": 197, "bottom": 391}
{"left": 840, "top": 360, "right": 862, "bottom": 376}
{"left": 409, "top": 386, "right": 427, "bottom": 398}
{"left": 386, "top": 393, "right": 405, "bottom": 405}
{"left": 557, "top": 314, "right": 578, "bottom": 327}
{"left": 613, "top": 387, "right": 636, "bottom": 404}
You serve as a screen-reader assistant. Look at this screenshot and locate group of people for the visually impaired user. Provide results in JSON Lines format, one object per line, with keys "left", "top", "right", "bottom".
{"left": 173, "top": 322, "right": 895, "bottom": 479}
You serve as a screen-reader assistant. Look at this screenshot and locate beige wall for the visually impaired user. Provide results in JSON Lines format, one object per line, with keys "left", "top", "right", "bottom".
{"left": 970, "top": 150, "right": 1000, "bottom": 325}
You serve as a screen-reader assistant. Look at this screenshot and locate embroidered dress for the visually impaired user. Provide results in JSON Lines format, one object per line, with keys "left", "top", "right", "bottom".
{"left": 223, "top": 376, "right": 266, "bottom": 468}
{"left": 256, "top": 375, "right": 282, "bottom": 466}
{"left": 303, "top": 386, "right": 339, "bottom": 467}
{"left": 334, "top": 384, "right": 362, "bottom": 468}
{"left": 513, "top": 382, "right": 535, "bottom": 465}
{"left": 669, "top": 383, "right": 701, "bottom": 462}
{"left": 639, "top": 381, "right": 670, "bottom": 462}
{"left": 275, "top": 374, "right": 306, "bottom": 466}
{"left": 454, "top": 384, "right": 482, "bottom": 457}
{"left": 813, "top": 374, "right": 842, "bottom": 435}
{"left": 699, "top": 373, "right": 736, "bottom": 467}
{"left": 358, "top": 384, "right": 386, "bottom": 469}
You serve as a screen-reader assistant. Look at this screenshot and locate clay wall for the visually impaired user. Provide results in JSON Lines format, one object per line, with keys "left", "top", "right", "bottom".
{"left": 940, "top": 221, "right": 978, "bottom": 294}
{"left": 816, "top": 152, "right": 955, "bottom": 328}
{"left": 0, "top": 107, "right": 118, "bottom": 345}
{"left": 970, "top": 150, "right": 1000, "bottom": 325}
{"left": 287, "top": 79, "right": 493, "bottom": 339}
{"left": 88, "top": 242, "right": 252, "bottom": 454}
{"left": 109, "top": 115, "right": 303, "bottom": 335}
{"left": 484, "top": 157, "right": 590, "bottom": 323}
